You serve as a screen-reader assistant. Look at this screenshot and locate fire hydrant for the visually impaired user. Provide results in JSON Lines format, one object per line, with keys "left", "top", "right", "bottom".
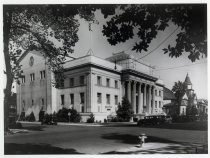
{"left": 139, "top": 133, "right": 147, "bottom": 148}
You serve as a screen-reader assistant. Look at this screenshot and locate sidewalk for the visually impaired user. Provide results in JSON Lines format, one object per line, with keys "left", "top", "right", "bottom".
{"left": 104, "top": 142, "right": 208, "bottom": 154}
{"left": 17, "top": 121, "right": 136, "bottom": 127}
{"left": 17, "top": 121, "right": 104, "bottom": 127}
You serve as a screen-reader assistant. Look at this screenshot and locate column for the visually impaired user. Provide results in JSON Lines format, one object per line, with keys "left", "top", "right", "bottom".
{"left": 132, "top": 81, "right": 136, "bottom": 114}
{"left": 148, "top": 85, "right": 152, "bottom": 114}
{"left": 138, "top": 82, "right": 142, "bottom": 114}
{"left": 127, "top": 81, "right": 131, "bottom": 103}
{"left": 122, "top": 81, "right": 125, "bottom": 98}
{"left": 143, "top": 83, "right": 147, "bottom": 112}
{"left": 152, "top": 86, "right": 155, "bottom": 114}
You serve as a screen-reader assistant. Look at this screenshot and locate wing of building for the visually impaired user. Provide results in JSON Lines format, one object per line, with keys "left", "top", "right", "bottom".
{"left": 16, "top": 50, "right": 165, "bottom": 122}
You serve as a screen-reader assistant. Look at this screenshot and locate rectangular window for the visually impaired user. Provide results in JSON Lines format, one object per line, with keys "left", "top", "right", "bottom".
{"left": 70, "top": 78, "right": 74, "bottom": 87}
{"left": 40, "top": 70, "right": 46, "bottom": 79}
{"left": 81, "top": 106, "right": 84, "bottom": 113}
{"left": 97, "top": 76, "right": 101, "bottom": 85}
{"left": 98, "top": 106, "right": 100, "bottom": 112}
{"left": 61, "top": 95, "right": 65, "bottom": 105}
{"left": 32, "top": 99, "right": 34, "bottom": 106}
{"left": 97, "top": 93, "right": 102, "bottom": 104}
{"left": 155, "top": 101, "right": 157, "bottom": 108}
{"left": 42, "top": 98, "right": 44, "bottom": 105}
{"left": 106, "top": 78, "right": 110, "bottom": 87}
{"left": 159, "top": 101, "right": 161, "bottom": 108}
{"left": 155, "top": 90, "right": 157, "bottom": 96}
{"left": 80, "top": 76, "right": 85, "bottom": 85}
{"left": 159, "top": 91, "right": 161, "bottom": 96}
{"left": 80, "top": 93, "right": 85, "bottom": 104}
{"left": 21, "top": 75, "right": 25, "bottom": 83}
{"left": 70, "top": 93, "right": 74, "bottom": 105}
{"left": 30, "top": 73, "right": 35, "bottom": 82}
{"left": 115, "top": 80, "right": 118, "bottom": 88}
{"left": 106, "top": 94, "right": 110, "bottom": 104}
{"left": 115, "top": 95, "right": 118, "bottom": 105}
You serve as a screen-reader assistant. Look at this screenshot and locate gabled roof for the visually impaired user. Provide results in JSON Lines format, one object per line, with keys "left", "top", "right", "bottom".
{"left": 184, "top": 73, "right": 192, "bottom": 85}
{"left": 163, "top": 87, "right": 176, "bottom": 100}
{"left": 182, "top": 93, "right": 188, "bottom": 100}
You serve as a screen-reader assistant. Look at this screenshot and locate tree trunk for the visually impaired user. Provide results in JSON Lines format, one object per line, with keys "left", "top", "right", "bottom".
{"left": 3, "top": 8, "right": 12, "bottom": 132}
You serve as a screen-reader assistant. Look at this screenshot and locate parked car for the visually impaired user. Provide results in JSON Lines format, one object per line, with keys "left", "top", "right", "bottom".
{"left": 137, "top": 115, "right": 172, "bottom": 126}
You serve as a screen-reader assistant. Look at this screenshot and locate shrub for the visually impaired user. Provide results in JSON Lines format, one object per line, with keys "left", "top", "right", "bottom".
{"left": 25, "top": 112, "right": 36, "bottom": 122}
{"left": 39, "top": 110, "right": 45, "bottom": 122}
{"left": 69, "top": 108, "right": 81, "bottom": 123}
{"left": 116, "top": 97, "right": 134, "bottom": 122}
{"left": 56, "top": 107, "right": 81, "bottom": 123}
{"left": 56, "top": 107, "right": 69, "bottom": 122}
{"left": 19, "top": 112, "right": 25, "bottom": 121}
{"left": 87, "top": 113, "right": 95, "bottom": 123}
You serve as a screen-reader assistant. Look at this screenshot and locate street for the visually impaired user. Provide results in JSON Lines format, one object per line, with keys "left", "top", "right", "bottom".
{"left": 5, "top": 123, "right": 208, "bottom": 154}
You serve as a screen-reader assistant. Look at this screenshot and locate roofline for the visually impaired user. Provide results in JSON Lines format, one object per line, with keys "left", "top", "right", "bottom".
{"left": 64, "top": 63, "right": 122, "bottom": 75}
{"left": 122, "top": 69, "right": 158, "bottom": 82}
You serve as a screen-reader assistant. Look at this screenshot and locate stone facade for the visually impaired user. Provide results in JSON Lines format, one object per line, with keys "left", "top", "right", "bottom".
{"left": 17, "top": 51, "right": 164, "bottom": 122}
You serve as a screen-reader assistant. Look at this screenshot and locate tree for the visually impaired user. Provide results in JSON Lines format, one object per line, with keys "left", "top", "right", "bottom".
{"left": 102, "top": 4, "right": 207, "bottom": 62}
{"left": 172, "top": 81, "right": 187, "bottom": 115}
{"left": 116, "top": 97, "right": 134, "bottom": 121}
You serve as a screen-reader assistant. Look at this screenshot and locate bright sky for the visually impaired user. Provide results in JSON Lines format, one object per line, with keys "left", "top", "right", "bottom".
{"left": 72, "top": 9, "right": 208, "bottom": 99}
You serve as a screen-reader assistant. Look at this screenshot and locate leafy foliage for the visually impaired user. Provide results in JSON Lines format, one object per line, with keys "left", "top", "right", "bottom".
{"left": 116, "top": 97, "right": 134, "bottom": 122}
{"left": 186, "top": 105, "right": 198, "bottom": 117}
{"left": 102, "top": 4, "right": 207, "bottom": 62}
{"left": 56, "top": 107, "right": 81, "bottom": 123}
{"left": 172, "top": 81, "right": 187, "bottom": 115}
{"left": 39, "top": 110, "right": 45, "bottom": 122}
{"left": 19, "top": 111, "right": 26, "bottom": 121}
{"left": 25, "top": 112, "right": 36, "bottom": 122}
{"left": 86, "top": 113, "right": 95, "bottom": 123}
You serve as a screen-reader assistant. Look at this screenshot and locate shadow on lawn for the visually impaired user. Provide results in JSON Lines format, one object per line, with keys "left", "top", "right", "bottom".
{"left": 5, "top": 143, "right": 83, "bottom": 154}
{"left": 101, "top": 133, "right": 208, "bottom": 154}
{"left": 101, "top": 133, "right": 179, "bottom": 145}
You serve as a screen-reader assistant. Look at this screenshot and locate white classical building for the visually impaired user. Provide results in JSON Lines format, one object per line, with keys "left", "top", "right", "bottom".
{"left": 16, "top": 50, "right": 164, "bottom": 122}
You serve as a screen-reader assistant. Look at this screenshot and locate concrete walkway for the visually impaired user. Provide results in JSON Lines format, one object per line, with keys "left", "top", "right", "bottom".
{"left": 104, "top": 142, "right": 207, "bottom": 154}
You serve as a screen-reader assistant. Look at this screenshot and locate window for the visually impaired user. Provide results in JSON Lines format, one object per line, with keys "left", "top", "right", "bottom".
{"left": 22, "top": 100, "right": 25, "bottom": 107}
{"left": 115, "top": 95, "right": 118, "bottom": 105}
{"left": 159, "top": 91, "right": 161, "bottom": 97}
{"left": 98, "top": 106, "right": 100, "bottom": 112}
{"left": 40, "top": 70, "right": 46, "bottom": 79}
{"left": 159, "top": 101, "right": 161, "bottom": 108}
{"left": 70, "top": 93, "right": 74, "bottom": 105}
{"left": 81, "top": 106, "right": 84, "bottom": 113}
{"left": 115, "top": 80, "right": 118, "bottom": 88}
{"left": 97, "top": 93, "right": 102, "bottom": 103}
{"left": 21, "top": 75, "right": 25, "bottom": 83}
{"left": 155, "top": 101, "right": 157, "bottom": 108}
{"left": 155, "top": 90, "right": 157, "bottom": 96}
{"left": 80, "top": 76, "right": 85, "bottom": 85}
{"left": 97, "top": 76, "right": 101, "bottom": 85}
{"left": 106, "top": 78, "right": 110, "bottom": 87}
{"left": 106, "top": 94, "right": 110, "bottom": 104}
{"left": 70, "top": 78, "right": 74, "bottom": 87}
{"left": 61, "top": 95, "right": 65, "bottom": 105}
{"left": 42, "top": 98, "right": 44, "bottom": 105}
{"left": 80, "top": 93, "right": 85, "bottom": 104}
{"left": 30, "top": 73, "right": 35, "bottom": 82}
{"left": 32, "top": 99, "right": 34, "bottom": 106}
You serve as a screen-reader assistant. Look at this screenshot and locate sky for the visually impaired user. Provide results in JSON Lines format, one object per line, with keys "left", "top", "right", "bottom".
{"left": 72, "top": 9, "right": 208, "bottom": 99}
